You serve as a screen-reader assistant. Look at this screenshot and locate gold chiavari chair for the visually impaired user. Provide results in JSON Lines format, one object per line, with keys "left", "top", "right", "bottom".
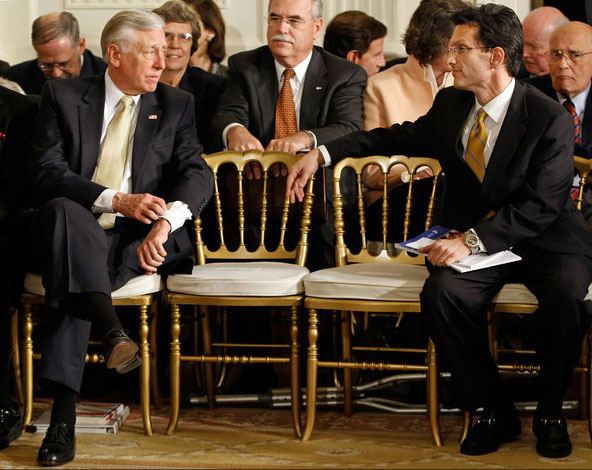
{"left": 15, "top": 273, "right": 163, "bottom": 436}
{"left": 301, "top": 155, "right": 444, "bottom": 444}
{"left": 166, "top": 150, "right": 314, "bottom": 438}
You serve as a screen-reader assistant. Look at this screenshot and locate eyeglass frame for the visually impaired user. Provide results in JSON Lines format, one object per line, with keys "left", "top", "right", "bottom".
{"left": 445, "top": 46, "right": 491, "bottom": 56}
{"left": 266, "top": 14, "right": 315, "bottom": 30}
{"left": 38, "top": 57, "right": 77, "bottom": 72}
{"left": 545, "top": 49, "right": 592, "bottom": 64}
{"left": 164, "top": 31, "right": 193, "bottom": 42}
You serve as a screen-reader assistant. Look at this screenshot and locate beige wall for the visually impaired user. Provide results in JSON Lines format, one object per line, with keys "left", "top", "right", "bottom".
{"left": 0, "top": 0, "right": 533, "bottom": 66}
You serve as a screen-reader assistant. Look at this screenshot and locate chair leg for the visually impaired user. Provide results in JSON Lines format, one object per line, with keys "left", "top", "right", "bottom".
{"left": 10, "top": 310, "right": 23, "bottom": 405}
{"left": 192, "top": 307, "right": 202, "bottom": 390}
{"left": 201, "top": 307, "right": 216, "bottom": 410}
{"left": 149, "top": 306, "right": 162, "bottom": 411}
{"left": 289, "top": 305, "right": 302, "bottom": 438}
{"left": 302, "top": 307, "right": 319, "bottom": 441}
{"left": 460, "top": 411, "right": 473, "bottom": 444}
{"left": 138, "top": 305, "right": 152, "bottom": 436}
{"left": 22, "top": 304, "right": 33, "bottom": 426}
{"left": 342, "top": 311, "right": 353, "bottom": 417}
{"left": 167, "top": 303, "right": 182, "bottom": 436}
{"left": 426, "top": 337, "right": 442, "bottom": 446}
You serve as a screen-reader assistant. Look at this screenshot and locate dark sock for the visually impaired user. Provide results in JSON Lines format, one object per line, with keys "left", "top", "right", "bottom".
{"left": 50, "top": 383, "right": 77, "bottom": 428}
{"left": 75, "top": 292, "right": 122, "bottom": 339}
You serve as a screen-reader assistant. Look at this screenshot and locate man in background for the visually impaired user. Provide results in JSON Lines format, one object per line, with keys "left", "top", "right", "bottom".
{"left": 5, "top": 12, "right": 106, "bottom": 95}
{"left": 323, "top": 10, "right": 387, "bottom": 77}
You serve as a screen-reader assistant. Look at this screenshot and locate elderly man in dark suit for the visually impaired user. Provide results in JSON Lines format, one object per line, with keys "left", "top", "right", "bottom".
{"left": 212, "top": 0, "right": 366, "bottom": 272}
{"left": 0, "top": 86, "right": 38, "bottom": 452}
{"left": 28, "top": 9, "right": 212, "bottom": 466}
{"left": 5, "top": 12, "right": 106, "bottom": 95}
{"left": 288, "top": 3, "right": 592, "bottom": 459}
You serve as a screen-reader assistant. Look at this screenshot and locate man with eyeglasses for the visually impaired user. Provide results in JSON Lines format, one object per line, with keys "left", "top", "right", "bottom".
{"left": 5, "top": 12, "right": 106, "bottom": 96}
{"left": 287, "top": 3, "right": 592, "bottom": 458}
{"left": 25, "top": 10, "right": 212, "bottom": 465}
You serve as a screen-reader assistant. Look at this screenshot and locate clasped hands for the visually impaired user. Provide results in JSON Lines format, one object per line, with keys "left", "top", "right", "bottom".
{"left": 112, "top": 192, "right": 171, "bottom": 275}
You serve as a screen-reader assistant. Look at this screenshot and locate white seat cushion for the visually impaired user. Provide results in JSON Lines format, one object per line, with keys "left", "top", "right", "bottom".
{"left": 24, "top": 272, "right": 162, "bottom": 299}
{"left": 166, "top": 262, "right": 310, "bottom": 296}
{"left": 492, "top": 282, "right": 592, "bottom": 304}
{"left": 304, "top": 263, "right": 429, "bottom": 301}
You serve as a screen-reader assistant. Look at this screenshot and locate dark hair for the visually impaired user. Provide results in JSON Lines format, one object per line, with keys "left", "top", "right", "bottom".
{"left": 403, "top": 0, "right": 467, "bottom": 66}
{"left": 184, "top": 0, "right": 226, "bottom": 63}
{"left": 452, "top": 3, "right": 523, "bottom": 77}
{"left": 154, "top": 0, "right": 201, "bottom": 55}
{"left": 32, "top": 11, "right": 80, "bottom": 46}
{"left": 323, "top": 10, "right": 387, "bottom": 59}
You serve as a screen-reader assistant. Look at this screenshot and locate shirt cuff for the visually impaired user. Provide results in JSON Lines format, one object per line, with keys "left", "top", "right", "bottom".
{"left": 92, "top": 189, "right": 117, "bottom": 213}
{"left": 222, "top": 123, "right": 244, "bottom": 150}
{"left": 318, "top": 145, "right": 331, "bottom": 167}
{"left": 303, "top": 130, "right": 317, "bottom": 149}
{"left": 161, "top": 201, "right": 193, "bottom": 232}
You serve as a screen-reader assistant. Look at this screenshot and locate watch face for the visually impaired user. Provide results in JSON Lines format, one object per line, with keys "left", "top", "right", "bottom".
{"left": 465, "top": 234, "right": 479, "bottom": 248}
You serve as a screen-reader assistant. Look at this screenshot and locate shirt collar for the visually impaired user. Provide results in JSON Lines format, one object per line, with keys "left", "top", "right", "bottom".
{"left": 557, "top": 82, "right": 591, "bottom": 115}
{"left": 476, "top": 78, "right": 515, "bottom": 124}
{"left": 424, "top": 63, "right": 450, "bottom": 94}
{"left": 274, "top": 50, "right": 313, "bottom": 84}
{"left": 104, "top": 70, "right": 141, "bottom": 111}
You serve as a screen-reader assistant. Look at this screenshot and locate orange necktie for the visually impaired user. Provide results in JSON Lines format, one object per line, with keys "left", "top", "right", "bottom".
{"left": 274, "top": 68, "right": 298, "bottom": 139}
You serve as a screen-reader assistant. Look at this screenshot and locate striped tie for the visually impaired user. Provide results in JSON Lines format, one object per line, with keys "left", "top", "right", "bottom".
{"left": 465, "top": 107, "right": 488, "bottom": 182}
{"left": 563, "top": 99, "right": 581, "bottom": 143}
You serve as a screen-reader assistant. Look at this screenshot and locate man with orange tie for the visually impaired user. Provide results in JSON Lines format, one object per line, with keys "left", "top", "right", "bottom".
{"left": 287, "top": 4, "right": 592, "bottom": 459}
{"left": 212, "top": 0, "right": 366, "bottom": 271}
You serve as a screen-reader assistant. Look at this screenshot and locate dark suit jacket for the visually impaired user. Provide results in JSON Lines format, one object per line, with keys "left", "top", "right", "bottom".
{"left": 29, "top": 74, "right": 212, "bottom": 218}
{"left": 0, "top": 60, "right": 9, "bottom": 76}
{"left": 525, "top": 74, "right": 592, "bottom": 158}
{"left": 5, "top": 48, "right": 106, "bottom": 95}
{"left": 179, "top": 66, "right": 227, "bottom": 154}
{"left": 212, "top": 45, "right": 367, "bottom": 147}
{"left": 325, "top": 80, "right": 592, "bottom": 258}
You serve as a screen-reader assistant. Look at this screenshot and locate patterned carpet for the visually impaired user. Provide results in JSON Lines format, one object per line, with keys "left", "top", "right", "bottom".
{"left": 3, "top": 403, "right": 592, "bottom": 469}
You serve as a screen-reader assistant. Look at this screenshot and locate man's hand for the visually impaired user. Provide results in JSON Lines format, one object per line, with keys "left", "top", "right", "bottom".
{"left": 112, "top": 193, "right": 167, "bottom": 224}
{"left": 227, "top": 126, "right": 265, "bottom": 152}
{"left": 137, "top": 219, "right": 170, "bottom": 274}
{"left": 266, "top": 131, "right": 311, "bottom": 154}
{"left": 286, "top": 148, "right": 322, "bottom": 203}
{"left": 419, "top": 234, "right": 471, "bottom": 267}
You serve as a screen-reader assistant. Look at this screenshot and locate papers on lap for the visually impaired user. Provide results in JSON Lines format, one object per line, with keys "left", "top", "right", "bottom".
{"left": 395, "top": 226, "right": 521, "bottom": 273}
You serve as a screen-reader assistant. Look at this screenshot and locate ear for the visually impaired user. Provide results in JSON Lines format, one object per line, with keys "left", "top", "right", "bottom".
{"left": 346, "top": 49, "right": 359, "bottom": 63}
{"left": 107, "top": 43, "right": 121, "bottom": 67}
{"left": 312, "top": 17, "right": 323, "bottom": 40}
{"left": 77, "top": 38, "right": 86, "bottom": 55}
{"left": 491, "top": 46, "right": 505, "bottom": 69}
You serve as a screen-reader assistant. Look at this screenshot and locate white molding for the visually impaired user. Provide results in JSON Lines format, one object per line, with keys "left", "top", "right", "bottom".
{"left": 64, "top": 0, "right": 227, "bottom": 8}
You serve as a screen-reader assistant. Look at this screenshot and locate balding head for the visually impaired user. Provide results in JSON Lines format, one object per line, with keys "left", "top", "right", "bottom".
{"left": 523, "top": 6, "right": 568, "bottom": 76}
{"left": 548, "top": 21, "right": 592, "bottom": 99}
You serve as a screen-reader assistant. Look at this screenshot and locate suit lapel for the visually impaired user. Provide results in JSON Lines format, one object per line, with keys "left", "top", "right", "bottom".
{"left": 482, "top": 82, "right": 527, "bottom": 191}
{"left": 300, "top": 48, "right": 327, "bottom": 130}
{"left": 447, "top": 93, "right": 474, "bottom": 165}
{"left": 581, "top": 80, "right": 592, "bottom": 148}
{"left": 256, "top": 50, "right": 278, "bottom": 143}
{"left": 79, "top": 76, "right": 105, "bottom": 179}
{"left": 132, "top": 91, "right": 160, "bottom": 192}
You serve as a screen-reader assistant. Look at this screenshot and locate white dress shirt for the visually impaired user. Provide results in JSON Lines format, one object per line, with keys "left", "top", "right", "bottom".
{"left": 91, "top": 71, "right": 192, "bottom": 232}
{"left": 222, "top": 50, "right": 317, "bottom": 148}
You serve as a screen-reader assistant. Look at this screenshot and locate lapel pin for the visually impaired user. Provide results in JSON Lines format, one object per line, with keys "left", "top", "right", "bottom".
{"left": 148, "top": 114, "right": 158, "bottom": 120}
{"left": 315, "top": 86, "right": 323, "bottom": 90}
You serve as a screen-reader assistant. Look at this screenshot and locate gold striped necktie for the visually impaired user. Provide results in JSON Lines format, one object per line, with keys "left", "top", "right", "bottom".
{"left": 95, "top": 95, "right": 134, "bottom": 229}
{"left": 465, "top": 107, "right": 488, "bottom": 182}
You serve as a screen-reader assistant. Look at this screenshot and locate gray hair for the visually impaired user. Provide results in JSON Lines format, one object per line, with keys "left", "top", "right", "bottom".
{"left": 32, "top": 12, "right": 80, "bottom": 46}
{"left": 268, "top": 0, "right": 323, "bottom": 20}
{"left": 101, "top": 9, "right": 165, "bottom": 60}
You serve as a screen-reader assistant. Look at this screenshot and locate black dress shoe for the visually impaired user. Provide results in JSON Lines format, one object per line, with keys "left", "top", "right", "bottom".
{"left": 37, "top": 422, "right": 75, "bottom": 466}
{"left": 460, "top": 407, "right": 522, "bottom": 456}
{"left": 103, "top": 329, "right": 141, "bottom": 372}
{"left": 0, "top": 402, "right": 22, "bottom": 449}
{"left": 533, "top": 416, "right": 572, "bottom": 458}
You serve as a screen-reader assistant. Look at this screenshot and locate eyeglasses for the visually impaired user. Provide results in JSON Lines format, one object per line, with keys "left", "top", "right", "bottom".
{"left": 164, "top": 32, "right": 193, "bottom": 42}
{"left": 445, "top": 46, "right": 491, "bottom": 56}
{"left": 267, "top": 14, "right": 314, "bottom": 30}
{"left": 38, "top": 60, "right": 74, "bottom": 72}
{"left": 546, "top": 49, "right": 592, "bottom": 64}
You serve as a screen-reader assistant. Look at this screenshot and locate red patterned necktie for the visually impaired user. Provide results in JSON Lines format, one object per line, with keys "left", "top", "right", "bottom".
{"left": 274, "top": 68, "right": 298, "bottom": 139}
{"left": 563, "top": 99, "right": 582, "bottom": 143}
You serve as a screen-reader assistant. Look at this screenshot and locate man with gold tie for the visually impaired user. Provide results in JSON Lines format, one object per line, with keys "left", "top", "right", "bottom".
{"left": 28, "top": 9, "right": 212, "bottom": 466}
{"left": 287, "top": 3, "right": 592, "bottom": 459}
